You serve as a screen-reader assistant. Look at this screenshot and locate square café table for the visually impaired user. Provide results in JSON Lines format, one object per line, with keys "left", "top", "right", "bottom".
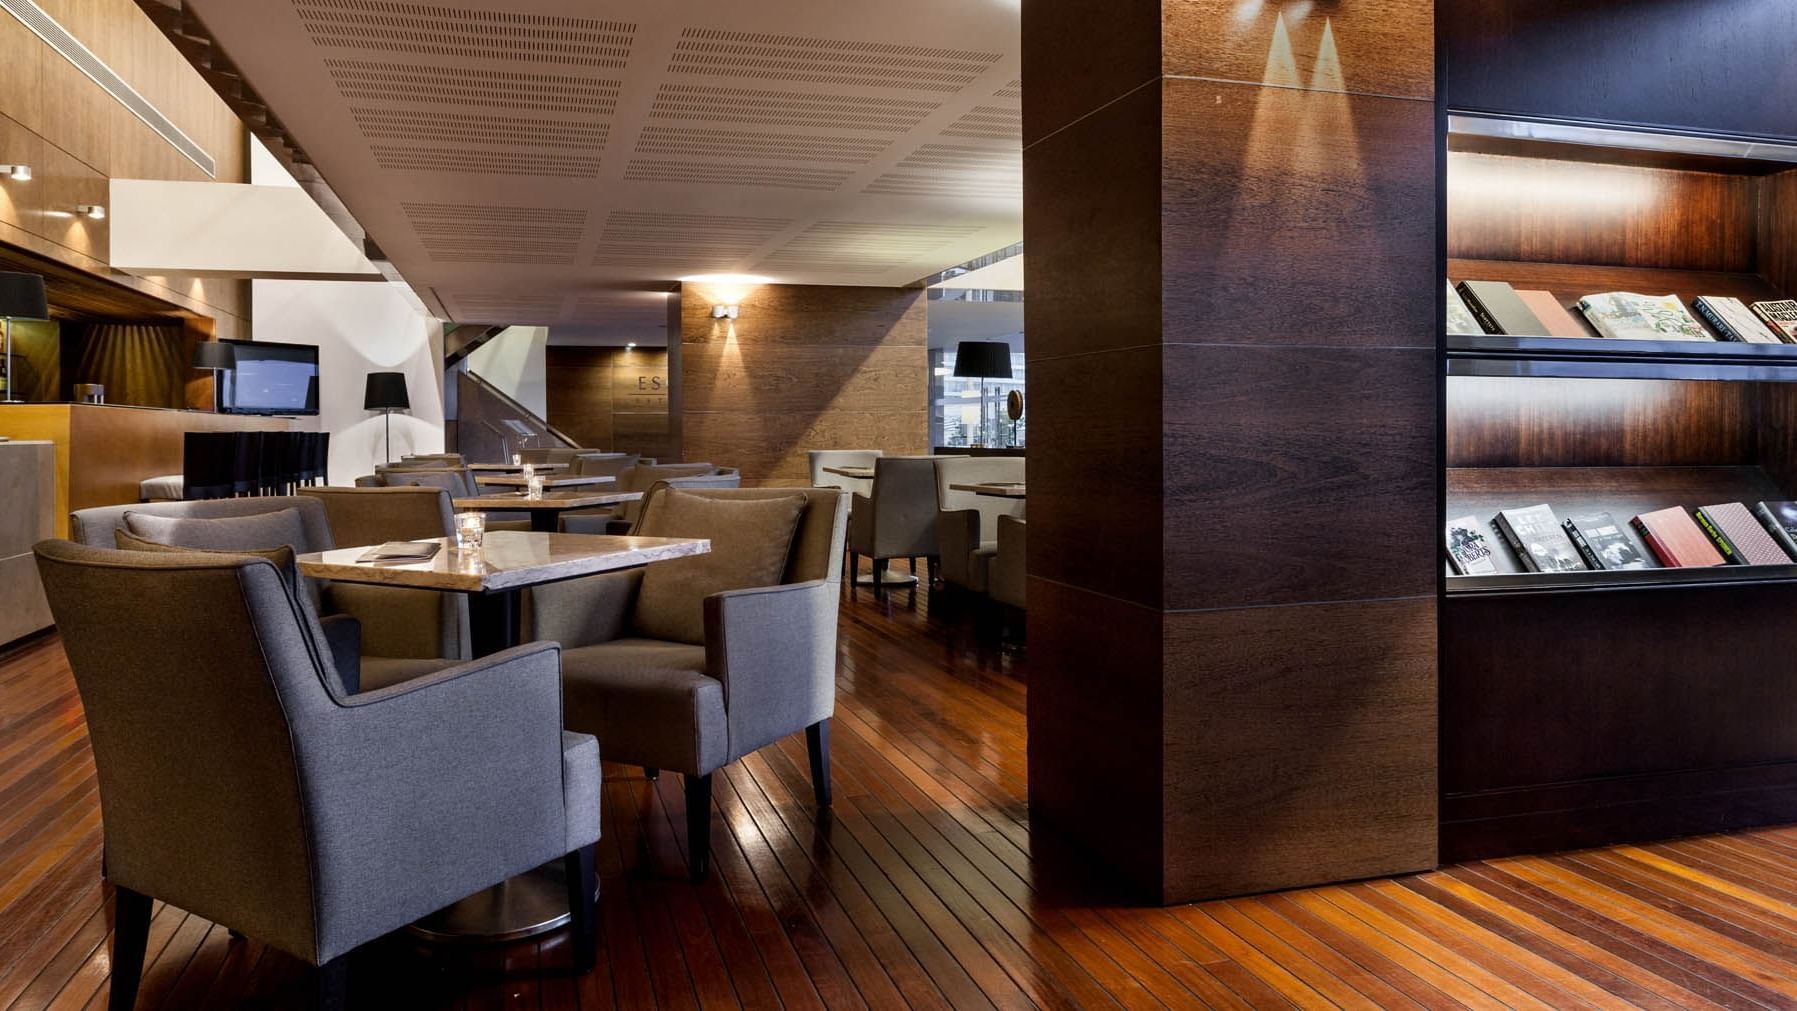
{"left": 475, "top": 472, "right": 613, "bottom": 490}
{"left": 453, "top": 490, "right": 643, "bottom": 533}
{"left": 465, "top": 461, "right": 568, "bottom": 473}
{"left": 296, "top": 530, "right": 709, "bottom": 942}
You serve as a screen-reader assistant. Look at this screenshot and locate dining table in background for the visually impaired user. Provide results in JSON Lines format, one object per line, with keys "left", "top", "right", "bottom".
{"left": 474, "top": 473, "right": 614, "bottom": 490}
{"left": 452, "top": 490, "right": 643, "bottom": 533}
{"left": 465, "top": 461, "right": 569, "bottom": 473}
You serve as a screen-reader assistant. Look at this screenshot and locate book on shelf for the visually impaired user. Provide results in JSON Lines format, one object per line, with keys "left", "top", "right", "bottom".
{"left": 1456, "top": 280, "right": 1549, "bottom": 336}
{"left": 1577, "top": 292, "right": 1712, "bottom": 342}
{"left": 1750, "top": 299, "right": 1797, "bottom": 343}
{"left": 1754, "top": 501, "right": 1797, "bottom": 560}
{"left": 1515, "top": 290, "right": 1590, "bottom": 338}
{"left": 1693, "top": 296, "right": 1783, "bottom": 343}
{"left": 1562, "top": 513, "right": 1653, "bottom": 570}
{"left": 1446, "top": 515, "right": 1499, "bottom": 575}
{"left": 1695, "top": 502, "right": 1793, "bottom": 565}
{"left": 1445, "top": 283, "right": 1484, "bottom": 336}
{"left": 1493, "top": 504, "right": 1587, "bottom": 573}
{"left": 1631, "top": 507, "right": 1725, "bottom": 567}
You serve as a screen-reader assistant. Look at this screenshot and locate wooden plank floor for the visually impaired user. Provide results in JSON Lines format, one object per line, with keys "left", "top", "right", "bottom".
{"left": 9, "top": 575, "right": 1797, "bottom": 1008}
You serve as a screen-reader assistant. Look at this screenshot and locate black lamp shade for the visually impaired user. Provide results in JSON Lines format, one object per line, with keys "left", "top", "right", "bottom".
{"left": 952, "top": 340, "right": 1013, "bottom": 379}
{"left": 192, "top": 341, "right": 235, "bottom": 370}
{"left": 364, "top": 371, "right": 410, "bottom": 411}
{"left": 0, "top": 271, "right": 48, "bottom": 320}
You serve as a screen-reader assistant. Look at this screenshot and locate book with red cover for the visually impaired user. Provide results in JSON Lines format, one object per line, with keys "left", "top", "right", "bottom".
{"left": 1515, "top": 290, "right": 1590, "bottom": 338}
{"left": 1696, "top": 502, "right": 1794, "bottom": 565}
{"left": 1631, "top": 507, "right": 1725, "bottom": 567}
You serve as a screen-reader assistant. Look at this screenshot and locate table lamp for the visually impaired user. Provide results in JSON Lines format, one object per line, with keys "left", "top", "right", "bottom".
{"left": 364, "top": 371, "right": 410, "bottom": 463}
{"left": 0, "top": 272, "right": 48, "bottom": 404}
{"left": 953, "top": 340, "right": 1013, "bottom": 448}
{"left": 192, "top": 341, "right": 235, "bottom": 413}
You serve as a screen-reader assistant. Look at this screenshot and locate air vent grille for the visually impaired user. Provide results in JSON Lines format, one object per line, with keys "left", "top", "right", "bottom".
{"left": 0, "top": 0, "right": 215, "bottom": 175}
{"left": 669, "top": 28, "right": 1000, "bottom": 93}
{"left": 633, "top": 126, "right": 886, "bottom": 166}
{"left": 648, "top": 84, "right": 937, "bottom": 134}
{"left": 623, "top": 160, "right": 850, "bottom": 191}
{"left": 941, "top": 105, "right": 1021, "bottom": 141}
{"left": 325, "top": 59, "right": 620, "bottom": 114}
{"left": 593, "top": 211, "right": 791, "bottom": 268}
{"left": 293, "top": 0, "right": 635, "bottom": 67}
{"left": 759, "top": 221, "right": 985, "bottom": 275}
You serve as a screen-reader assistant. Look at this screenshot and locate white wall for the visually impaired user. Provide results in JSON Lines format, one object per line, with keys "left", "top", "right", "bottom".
{"left": 252, "top": 280, "right": 446, "bottom": 484}
{"left": 465, "top": 325, "right": 548, "bottom": 417}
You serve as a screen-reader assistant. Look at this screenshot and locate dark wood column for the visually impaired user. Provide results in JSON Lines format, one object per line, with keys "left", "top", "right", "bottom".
{"left": 1024, "top": 0, "right": 1440, "bottom": 903}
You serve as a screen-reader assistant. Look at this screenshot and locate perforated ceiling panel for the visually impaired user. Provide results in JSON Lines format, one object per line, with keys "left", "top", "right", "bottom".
{"left": 634, "top": 126, "right": 886, "bottom": 166}
{"left": 759, "top": 220, "right": 985, "bottom": 275}
{"left": 593, "top": 212, "right": 792, "bottom": 268}
{"left": 941, "top": 105, "right": 1021, "bottom": 142}
{"left": 996, "top": 79, "right": 1021, "bottom": 100}
{"left": 442, "top": 291, "right": 567, "bottom": 324}
{"left": 864, "top": 144, "right": 1020, "bottom": 198}
{"left": 293, "top": 0, "right": 635, "bottom": 67}
{"left": 668, "top": 28, "right": 998, "bottom": 93}
{"left": 325, "top": 59, "right": 621, "bottom": 115}
{"left": 355, "top": 108, "right": 607, "bottom": 177}
{"left": 404, "top": 202, "right": 587, "bottom": 264}
{"left": 648, "top": 84, "right": 937, "bottom": 134}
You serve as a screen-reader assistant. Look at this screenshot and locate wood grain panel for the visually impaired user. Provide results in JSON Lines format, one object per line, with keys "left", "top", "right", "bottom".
{"left": 1449, "top": 152, "right": 1759, "bottom": 272}
{"left": 1164, "top": 345, "right": 1438, "bottom": 610}
{"left": 681, "top": 411, "right": 925, "bottom": 486}
{"left": 1163, "top": 0, "right": 1435, "bottom": 100}
{"left": 543, "top": 347, "right": 613, "bottom": 449}
{"left": 1020, "top": 0, "right": 1158, "bottom": 146}
{"left": 1165, "top": 597, "right": 1437, "bottom": 901}
{"left": 544, "top": 347, "right": 673, "bottom": 459}
{"left": 1756, "top": 168, "right": 1797, "bottom": 301}
{"left": 680, "top": 285, "right": 925, "bottom": 348}
{"left": 1447, "top": 376, "right": 1757, "bottom": 468}
{"left": 1161, "top": 79, "right": 1435, "bottom": 348}
{"left": 682, "top": 345, "right": 924, "bottom": 415}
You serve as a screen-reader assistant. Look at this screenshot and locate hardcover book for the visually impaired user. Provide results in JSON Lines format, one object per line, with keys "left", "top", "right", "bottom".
{"left": 1515, "top": 290, "right": 1590, "bottom": 338}
{"left": 1445, "top": 515, "right": 1499, "bottom": 575}
{"left": 1493, "top": 504, "right": 1587, "bottom": 573}
{"left": 1457, "top": 280, "right": 1550, "bottom": 336}
{"left": 1696, "top": 502, "right": 1792, "bottom": 565}
{"left": 1445, "top": 283, "right": 1484, "bottom": 336}
{"left": 1755, "top": 501, "right": 1797, "bottom": 559}
{"left": 1693, "top": 296, "right": 1782, "bottom": 343}
{"left": 1750, "top": 299, "right": 1797, "bottom": 343}
{"left": 1631, "top": 507, "right": 1725, "bottom": 567}
{"left": 1577, "top": 292, "right": 1712, "bottom": 342}
{"left": 1562, "top": 513, "right": 1652, "bottom": 570}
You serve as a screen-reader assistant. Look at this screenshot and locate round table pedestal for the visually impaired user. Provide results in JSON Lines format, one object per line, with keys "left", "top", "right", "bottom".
{"left": 852, "top": 570, "right": 919, "bottom": 588}
{"left": 408, "top": 860, "right": 594, "bottom": 944}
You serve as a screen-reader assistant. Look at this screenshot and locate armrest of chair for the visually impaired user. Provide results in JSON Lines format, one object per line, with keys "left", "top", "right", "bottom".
{"left": 847, "top": 493, "right": 874, "bottom": 554}
{"left": 318, "top": 613, "right": 362, "bottom": 694}
{"left": 525, "top": 568, "right": 643, "bottom": 648}
{"left": 324, "top": 582, "right": 470, "bottom": 661}
{"left": 704, "top": 580, "right": 837, "bottom": 759}
{"left": 936, "top": 508, "right": 980, "bottom": 573}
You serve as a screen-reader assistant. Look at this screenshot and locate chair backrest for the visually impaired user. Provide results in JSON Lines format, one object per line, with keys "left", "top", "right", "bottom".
{"left": 34, "top": 540, "right": 339, "bottom": 961}
{"left": 376, "top": 465, "right": 476, "bottom": 497}
{"left": 572, "top": 452, "right": 638, "bottom": 478}
{"left": 638, "top": 484, "right": 848, "bottom": 584}
{"left": 298, "top": 486, "right": 455, "bottom": 547}
{"left": 934, "top": 456, "right": 1027, "bottom": 540}
{"left": 618, "top": 462, "right": 718, "bottom": 494}
{"left": 867, "top": 457, "right": 941, "bottom": 552}
{"left": 520, "top": 447, "right": 580, "bottom": 465}
{"left": 809, "top": 449, "right": 882, "bottom": 492}
{"left": 401, "top": 453, "right": 463, "bottom": 466}
{"left": 69, "top": 496, "right": 336, "bottom": 552}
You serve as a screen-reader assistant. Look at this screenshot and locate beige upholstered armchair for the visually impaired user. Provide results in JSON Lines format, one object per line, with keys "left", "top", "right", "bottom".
{"left": 933, "top": 456, "right": 1026, "bottom": 595}
{"left": 808, "top": 449, "right": 882, "bottom": 499}
{"left": 992, "top": 515, "right": 1027, "bottom": 611}
{"left": 35, "top": 540, "right": 600, "bottom": 1007}
{"left": 559, "top": 462, "right": 742, "bottom": 534}
{"left": 528, "top": 485, "right": 847, "bottom": 880}
{"left": 846, "top": 456, "right": 941, "bottom": 592}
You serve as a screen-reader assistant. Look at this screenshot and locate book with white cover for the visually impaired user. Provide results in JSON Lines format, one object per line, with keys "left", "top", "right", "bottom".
{"left": 1577, "top": 292, "right": 1712, "bottom": 342}
{"left": 1445, "top": 283, "right": 1484, "bottom": 336}
{"left": 1694, "top": 295, "right": 1782, "bottom": 343}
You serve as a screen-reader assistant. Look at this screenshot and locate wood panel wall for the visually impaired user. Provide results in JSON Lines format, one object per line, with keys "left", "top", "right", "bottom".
{"left": 679, "top": 284, "right": 927, "bottom": 485}
{"left": 544, "top": 347, "right": 674, "bottom": 461}
{"left": 1025, "top": 0, "right": 1438, "bottom": 903}
{"left": 0, "top": 0, "right": 249, "bottom": 332}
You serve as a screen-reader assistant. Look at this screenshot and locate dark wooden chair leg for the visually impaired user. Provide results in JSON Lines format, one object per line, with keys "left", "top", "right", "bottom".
{"left": 227, "top": 928, "right": 246, "bottom": 940}
{"left": 643, "top": 767, "right": 659, "bottom": 781}
{"left": 109, "top": 886, "right": 152, "bottom": 1011}
{"left": 563, "top": 844, "right": 597, "bottom": 974}
{"left": 872, "top": 558, "right": 889, "bottom": 598}
{"left": 807, "top": 719, "right": 833, "bottom": 809}
{"left": 908, "top": 557, "right": 917, "bottom": 574}
{"left": 685, "top": 773, "right": 713, "bottom": 881}
{"left": 311, "top": 955, "right": 348, "bottom": 1011}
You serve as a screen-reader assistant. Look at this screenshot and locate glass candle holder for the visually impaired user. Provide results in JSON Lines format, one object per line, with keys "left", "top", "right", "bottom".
{"left": 526, "top": 474, "right": 545, "bottom": 500}
{"left": 511, "top": 452, "right": 522, "bottom": 466}
{"left": 454, "top": 511, "right": 485, "bottom": 550}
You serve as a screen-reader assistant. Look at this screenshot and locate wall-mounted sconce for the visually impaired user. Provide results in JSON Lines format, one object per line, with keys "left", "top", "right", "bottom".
{"left": 625, "top": 341, "right": 637, "bottom": 349}
{"left": 0, "top": 164, "right": 31, "bottom": 182}
{"left": 711, "top": 304, "right": 740, "bottom": 320}
{"left": 75, "top": 204, "right": 104, "bottom": 220}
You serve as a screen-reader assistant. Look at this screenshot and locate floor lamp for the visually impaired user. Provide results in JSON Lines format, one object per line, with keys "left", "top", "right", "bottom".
{"left": 0, "top": 272, "right": 48, "bottom": 404}
{"left": 192, "top": 341, "right": 235, "bottom": 412}
{"left": 953, "top": 341, "right": 1013, "bottom": 448}
{"left": 364, "top": 372, "right": 410, "bottom": 464}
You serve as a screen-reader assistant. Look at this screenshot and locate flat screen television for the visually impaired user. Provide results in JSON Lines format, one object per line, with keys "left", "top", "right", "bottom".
{"left": 217, "top": 339, "right": 320, "bottom": 416}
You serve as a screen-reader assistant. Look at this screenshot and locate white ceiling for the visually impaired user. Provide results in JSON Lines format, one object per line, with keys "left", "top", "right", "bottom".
{"left": 184, "top": 0, "right": 1023, "bottom": 327}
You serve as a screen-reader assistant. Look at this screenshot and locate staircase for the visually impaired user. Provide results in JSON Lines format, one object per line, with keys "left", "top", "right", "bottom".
{"left": 451, "top": 369, "right": 581, "bottom": 462}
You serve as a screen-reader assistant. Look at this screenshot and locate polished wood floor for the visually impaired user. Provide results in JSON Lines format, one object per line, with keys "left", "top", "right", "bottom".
{"left": 10, "top": 579, "right": 1797, "bottom": 1008}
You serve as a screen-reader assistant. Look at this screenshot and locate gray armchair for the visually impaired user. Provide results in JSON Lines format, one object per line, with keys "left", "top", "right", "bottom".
{"left": 529, "top": 485, "right": 846, "bottom": 880}
{"left": 559, "top": 463, "right": 742, "bottom": 534}
{"left": 846, "top": 456, "right": 941, "bottom": 593}
{"left": 933, "top": 456, "right": 1026, "bottom": 594}
{"left": 34, "top": 540, "right": 600, "bottom": 1008}
{"left": 69, "top": 494, "right": 470, "bottom": 691}
{"left": 992, "top": 514, "right": 1027, "bottom": 611}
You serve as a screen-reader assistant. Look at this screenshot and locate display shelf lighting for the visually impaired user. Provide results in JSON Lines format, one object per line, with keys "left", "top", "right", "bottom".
{"left": 1449, "top": 112, "right": 1797, "bottom": 165}
{"left": 0, "top": 164, "right": 31, "bottom": 181}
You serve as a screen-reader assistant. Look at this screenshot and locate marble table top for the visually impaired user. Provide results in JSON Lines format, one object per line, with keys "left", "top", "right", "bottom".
{"left": 452, "top": 490, "right": 642, "bottom": 511}
{"left": 297, "top": 531, "right": 708, "bottom": 593}
{"left": 465, "top": 462, "right": 569, "bottom": 473}
{"left": 949, "top": 482, "right": 1027, "bottom": 499}
{"left": 822, "top": 465, "right": 875, "bottom": 480}
{"left": 474, "top": 473, "right": 613, "bottom": 489}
